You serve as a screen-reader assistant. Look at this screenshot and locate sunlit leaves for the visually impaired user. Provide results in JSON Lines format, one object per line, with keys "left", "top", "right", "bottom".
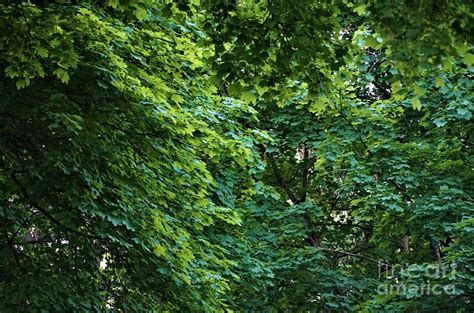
{"left": 0, "top": 1, "right": 263, "bottom": 311}
{"left": 411, "top": 97, "right": 422, "bottom": 111}
{"left": 464, "top": 53, "right": 474, "bottom": 66}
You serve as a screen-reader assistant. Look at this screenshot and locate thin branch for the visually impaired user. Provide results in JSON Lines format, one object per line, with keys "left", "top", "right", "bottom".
{"left": 317, "top": 247, "right": 386, "bottom": 266}
{"left": 300, "top": 145, "right": 310, "bottom": 202}
{"left": 9, "top": 172, "right": 100, "bottom": 240}
{"left": 2, "top": 227, "right": 23, "bottom": 271}
{"left": 311, "top": 221, "right": 371, "bottom": 231}
{"left": 267, "top": 153, "right": 298, "bottom": 203}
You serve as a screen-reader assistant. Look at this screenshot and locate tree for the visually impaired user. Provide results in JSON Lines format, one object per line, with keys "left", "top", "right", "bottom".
{"left": 0, "top": 0, "right": 473, "bottom": 312}
{"left": 0, "top": 1, "right": 260, "bottom": 310}
{"left": 202, "top": 0, "right": 473, "bottom": 310}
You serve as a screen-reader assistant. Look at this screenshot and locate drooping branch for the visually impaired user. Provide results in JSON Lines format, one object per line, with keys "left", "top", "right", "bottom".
{"left": 2, "top": 227, "right": 23, "bottom": 271}
{"left": 267, "top": 153, "right": 298, "bottom": 203}
{"left": 9, "top": 172, "right": 100, "bottom": 240}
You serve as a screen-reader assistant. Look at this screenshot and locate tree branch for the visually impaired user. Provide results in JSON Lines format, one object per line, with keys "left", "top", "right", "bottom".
{"left": 267, "top": 153, "right": 298, "bottom": 203}
{"left": 317, "top": 247, "right": 387, "bottom": 266}
{"left": 9, "top": 172, "right": 100, "bottom": 240}
{"left": 300, "top": 145, "right": 310, "bottom": 202}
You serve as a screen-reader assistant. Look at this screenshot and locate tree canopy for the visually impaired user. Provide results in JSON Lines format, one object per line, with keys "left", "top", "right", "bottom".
{"left": 0, "top": 0, "right": 473, "bottom": 312}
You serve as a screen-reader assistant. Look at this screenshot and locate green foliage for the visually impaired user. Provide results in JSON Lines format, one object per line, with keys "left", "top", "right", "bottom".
{"left": 0, "top": 1, "right": 260, "bottom": 311}
{"left": 0, "top": 0, "right": 473, "bottom": 312}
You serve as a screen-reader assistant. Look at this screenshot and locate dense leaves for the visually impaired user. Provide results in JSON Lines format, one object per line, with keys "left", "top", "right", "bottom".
{"left": 0, "top": 1, "right": 259, "bottom": 310}
{"left": 0, "top": 0, "right": 473, "bottom": 312}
